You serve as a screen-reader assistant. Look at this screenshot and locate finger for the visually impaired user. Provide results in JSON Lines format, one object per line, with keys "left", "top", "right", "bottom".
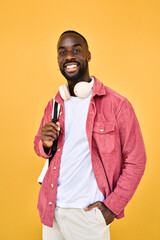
{"left": 49, "top": 121, "right": 60, "bottom": 131}
{"left": 84, "top": 201, "right": 101, "bottom": 211}
{"left": 56, "top": 130, "right": 60, "bottom": 137}
{"left": 43, "top": 123, "right": 60, "bottom": 131}
{"left": 41, "top": 129, "right": 57, "bottom": 137}
{"left": 56, "top": 122, "right": 60, "bottom": 129}
{"left": 43, "top": 122, "right": 60, "bottom": 132}
{"left": 42, "top": 126, "right": 58, "bottom": 135}
{"left": 41, "top": 132, "right": 57, "bottom": 141}
{"left": 41, "top": 136, "right": 56, "bottom": 142}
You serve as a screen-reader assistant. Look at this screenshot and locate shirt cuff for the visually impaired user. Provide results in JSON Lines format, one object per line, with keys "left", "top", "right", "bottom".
{"left": 103, "top": 192, "right": 127, "bottom": 216}
{"left": 39, "top": 140, "right": 52, "bottom": 159}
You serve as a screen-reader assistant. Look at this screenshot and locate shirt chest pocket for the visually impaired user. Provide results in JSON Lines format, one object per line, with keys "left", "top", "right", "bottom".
{"left": 92, "top": 122, "right": 115, "bottom": 154}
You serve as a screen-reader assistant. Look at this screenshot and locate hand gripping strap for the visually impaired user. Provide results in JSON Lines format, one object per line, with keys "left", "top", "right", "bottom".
{"left": 37, "top": 99, "right": 60, "bottom": 184}
{"left": 49, "top": 101, "right": 59, "bottom": 166}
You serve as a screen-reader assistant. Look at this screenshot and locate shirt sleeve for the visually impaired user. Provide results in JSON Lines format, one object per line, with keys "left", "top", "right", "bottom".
{"left": 104, "top": 98, "right": 147, "bottom": 215}
{"left": 34, "top": 100, "right": 53, "bottom": 159}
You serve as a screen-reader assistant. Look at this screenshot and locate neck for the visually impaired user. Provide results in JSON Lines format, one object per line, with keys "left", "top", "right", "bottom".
{"left": 67, "top": 72, "right": 91, "bottom": 96}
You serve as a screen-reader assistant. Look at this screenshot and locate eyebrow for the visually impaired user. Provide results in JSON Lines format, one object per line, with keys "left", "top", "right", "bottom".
{"left": 58, "top": 43, "right": 82, "bottom": 50}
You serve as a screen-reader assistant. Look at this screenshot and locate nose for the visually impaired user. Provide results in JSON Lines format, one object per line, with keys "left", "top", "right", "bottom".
{"left": 65, "top": 50, "right": 76, "bottom": 61}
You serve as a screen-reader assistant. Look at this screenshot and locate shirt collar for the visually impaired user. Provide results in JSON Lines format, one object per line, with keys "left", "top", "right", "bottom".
{"left": 91, "top": 76, "right": 106, "bottom": 97}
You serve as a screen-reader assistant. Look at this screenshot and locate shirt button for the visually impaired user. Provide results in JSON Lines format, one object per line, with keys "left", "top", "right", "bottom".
{"left": 49, "top": 202, "right": 52, "bottom": 206}
{"left": 100, "top": 128, "right": 104, "bottom": 132}
{"left": 60, "top": 111, "right": 62, "bottom": 115}
{"left": 51, "top": 184, "right": 53, "bottom": 188}
{"left": 57, "top": 148, "right": 60, "bottom": 152}
{"left": 53, "top": 166, "right": 56, "bottom": 170}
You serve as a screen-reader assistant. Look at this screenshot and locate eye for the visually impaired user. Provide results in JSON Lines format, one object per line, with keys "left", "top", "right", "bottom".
{"left": 59, "top": 51, "right": 66, "bottom": 56}
{"left": 73, "top": 48, "right": 80, "bottom": 54}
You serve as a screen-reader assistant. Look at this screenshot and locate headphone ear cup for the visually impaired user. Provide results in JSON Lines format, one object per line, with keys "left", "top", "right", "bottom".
{"left": 74, "top": 77, "right": 94, "bottom": 98}
{"left": 59, "top": 84, "right": 71, "bottom": 100}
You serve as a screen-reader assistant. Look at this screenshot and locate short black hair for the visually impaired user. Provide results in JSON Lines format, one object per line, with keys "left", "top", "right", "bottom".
{"left": 60, "top": 30, "right": 88, "bottom": 49}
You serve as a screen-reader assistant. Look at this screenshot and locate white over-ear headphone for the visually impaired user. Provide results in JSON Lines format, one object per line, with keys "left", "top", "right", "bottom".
{"left": 59, "top": 77, "right": 94, "bottom": 100}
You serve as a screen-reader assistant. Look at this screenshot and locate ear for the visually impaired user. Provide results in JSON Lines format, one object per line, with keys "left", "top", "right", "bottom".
{"left": 87, "top": 51, "right": 91, "bottom": 62}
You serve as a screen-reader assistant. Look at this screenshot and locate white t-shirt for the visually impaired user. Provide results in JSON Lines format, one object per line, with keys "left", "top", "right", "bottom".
{"left": 56, "top": 91, "right": 104, "bottom": 208}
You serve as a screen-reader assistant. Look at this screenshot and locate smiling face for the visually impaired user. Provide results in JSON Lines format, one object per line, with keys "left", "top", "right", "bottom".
{"left": 57, "top": 33, "right": 91, "bottom": 81}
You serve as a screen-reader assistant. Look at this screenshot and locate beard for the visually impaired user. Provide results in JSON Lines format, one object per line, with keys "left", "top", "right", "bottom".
{"left": 60, "top": 60, "right": 88, "bottom": 81}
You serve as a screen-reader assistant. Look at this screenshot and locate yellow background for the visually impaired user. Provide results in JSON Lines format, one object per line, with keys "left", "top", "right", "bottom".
{"left": 0, "top": 0, "right": 160, "bottom": 239}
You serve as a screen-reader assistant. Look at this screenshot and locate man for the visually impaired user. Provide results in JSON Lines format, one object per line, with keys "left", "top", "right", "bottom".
{"left": 34, "top": 30, "right": 146, "bottom": 240}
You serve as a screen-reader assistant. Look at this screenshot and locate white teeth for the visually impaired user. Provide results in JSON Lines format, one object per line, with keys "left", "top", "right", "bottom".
{"left": 66, "top": 65, "right": 77, "bottom": 69}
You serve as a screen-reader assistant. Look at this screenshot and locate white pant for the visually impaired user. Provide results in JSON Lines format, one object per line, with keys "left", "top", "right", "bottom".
{"left": 43, "top": 207, "right": 110, "bottom": 240}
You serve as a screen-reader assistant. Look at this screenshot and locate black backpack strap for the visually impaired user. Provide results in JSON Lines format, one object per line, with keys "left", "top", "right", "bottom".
{"left": 49, "top": 101, "right": 59, "bottom": 166}
{"left": 52, "top": 101, "right": 58, "bottom": 123}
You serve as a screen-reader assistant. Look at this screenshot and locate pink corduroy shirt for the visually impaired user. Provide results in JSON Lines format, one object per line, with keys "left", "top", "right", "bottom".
{"left": 34, "top": 77, "right": 146, "bottom": 227}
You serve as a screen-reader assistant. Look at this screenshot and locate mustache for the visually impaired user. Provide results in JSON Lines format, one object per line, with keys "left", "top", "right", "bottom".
{"left": 63, "top": 60, "right": 80, "bottom": 68}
